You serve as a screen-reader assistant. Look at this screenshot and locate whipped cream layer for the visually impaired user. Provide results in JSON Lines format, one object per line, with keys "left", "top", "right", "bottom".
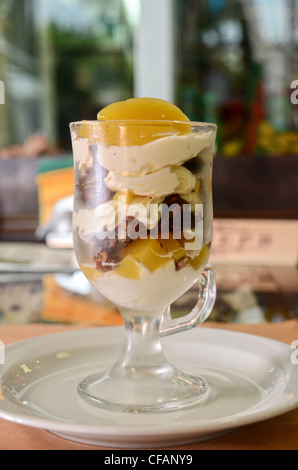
{"left": 88, "top": 261, "right": 202, "bottom": 311}
{"left": 71, "top": 135, "right": 92, "bottom": 170}
{"left": 97, "top": 131, "right": 213, "bottom": 176}
{"left": 105, "top": 165, "right": 196, "bottom": 198}
{"left": 99, "top": 131, "right": 213, "bottom": 198}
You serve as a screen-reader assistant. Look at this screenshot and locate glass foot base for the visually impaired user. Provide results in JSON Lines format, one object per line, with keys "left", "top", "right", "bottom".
{"left": 78, "top": 364, "right": 208, "bottom": 413}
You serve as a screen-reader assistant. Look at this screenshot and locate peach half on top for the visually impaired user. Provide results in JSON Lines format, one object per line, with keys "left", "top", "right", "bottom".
{"left": 79, "top": 98, "right": 191, "bottom": 146}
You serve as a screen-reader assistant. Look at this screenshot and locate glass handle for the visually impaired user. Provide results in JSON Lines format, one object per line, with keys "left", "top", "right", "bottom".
{"left": 160, "top": 265, "right": 216, "bottom": 338}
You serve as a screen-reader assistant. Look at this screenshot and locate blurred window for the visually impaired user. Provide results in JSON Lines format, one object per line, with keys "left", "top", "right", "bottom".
{"left": 0, "top": 0, "right": 134, "bottom": 150}
{"left": 175, "top": 0, "right": 298, "bottom": 156}
{"left": 1, "top": 0, "right": 298, "bottom": 157}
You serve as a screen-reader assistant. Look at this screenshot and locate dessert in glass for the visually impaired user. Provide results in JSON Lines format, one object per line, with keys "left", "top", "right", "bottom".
{"left": 70, "top": 98, "right": 217, "bottom": 412}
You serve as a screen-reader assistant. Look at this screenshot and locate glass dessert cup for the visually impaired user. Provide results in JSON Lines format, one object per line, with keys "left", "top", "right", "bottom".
{"left": 70, "top": 119, "right": 217, "bottom": 413}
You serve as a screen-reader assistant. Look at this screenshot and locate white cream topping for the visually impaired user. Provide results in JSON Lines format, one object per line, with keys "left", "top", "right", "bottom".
{"left": 105, "top": 165, "right": 196, "bottom": 198}
{"left": 96, "top": 131, "right": 213, "bottom": 175}
{"left": 71, "top": 132, "right": 93, "bottom": 170}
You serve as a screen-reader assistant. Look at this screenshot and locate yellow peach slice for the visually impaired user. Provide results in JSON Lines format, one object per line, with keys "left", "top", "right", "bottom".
{"left": 96, "top": 97, "right": 191, "bottom": 146}
{"left": 190, "top": 244, "right": 210, "bottom": 271}
{"left": 121, "top": 238, "right": 171, "bottom": 274}
{"left": 97, "top": 98, "right": 189, "bottom": 122}
{"left": 160, "top": 238, "right": 187, "bottom": 262}
{"left": 80, "top": 264, "right": 103, "bottom": 282}
{"left": 115, "top": 257, "right": 141, "bottom": 280}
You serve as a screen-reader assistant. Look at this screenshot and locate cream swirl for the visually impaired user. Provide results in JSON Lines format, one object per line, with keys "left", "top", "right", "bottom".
{"left": 104, "top": 165, "right": 196, "bottom": 198}
{"left": 97, "top": 131, "right": 213, "bottom": 175}
{"left": 71, "top": 131, "right": 93, "bottom": 170}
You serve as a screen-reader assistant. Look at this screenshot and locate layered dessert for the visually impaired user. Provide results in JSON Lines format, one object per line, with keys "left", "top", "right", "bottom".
{"left": 71, "top": 98, "right": 215, "bottom": 311}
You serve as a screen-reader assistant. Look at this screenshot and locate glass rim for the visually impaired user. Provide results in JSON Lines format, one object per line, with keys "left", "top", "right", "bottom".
{"left": 69, "top": 119, "right": 217, "bottom": 130}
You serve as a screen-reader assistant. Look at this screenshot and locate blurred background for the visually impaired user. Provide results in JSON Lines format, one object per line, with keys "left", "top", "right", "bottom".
{"left": 1, "top": 0, "right": 298, "bottom": 154}
{"left": 0, "top": 0, "right": 297, "bottom": 326}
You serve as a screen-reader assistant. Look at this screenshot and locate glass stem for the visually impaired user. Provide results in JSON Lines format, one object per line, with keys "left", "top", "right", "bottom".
{"left": 113, "top": 311, "right": 170, "bottom": 373}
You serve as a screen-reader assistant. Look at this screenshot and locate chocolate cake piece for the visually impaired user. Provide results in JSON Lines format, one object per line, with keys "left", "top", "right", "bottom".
{"left": 93, "top": 217, "right": 146, "bottom": 272}
{"left": 159, "top": 193, "right": 196, "bottom": 236}
{"left": 174, "top": 255, "right": 191, "bottom": 272}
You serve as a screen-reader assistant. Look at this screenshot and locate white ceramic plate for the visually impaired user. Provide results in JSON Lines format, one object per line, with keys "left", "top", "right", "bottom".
{"left": 0, "top": 327, "right": 297, "bottom": 448}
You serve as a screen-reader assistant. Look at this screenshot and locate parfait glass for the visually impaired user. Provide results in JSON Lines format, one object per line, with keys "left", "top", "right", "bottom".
{"left": 70, "top": 119, "right": 217, "bottom": 412}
